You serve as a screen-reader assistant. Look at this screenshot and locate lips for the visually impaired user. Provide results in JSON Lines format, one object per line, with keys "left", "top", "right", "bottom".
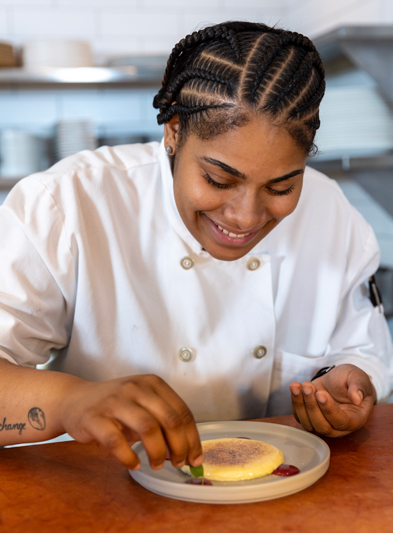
{"left": 202, "top": 214, "right": 260, "bottom": 246}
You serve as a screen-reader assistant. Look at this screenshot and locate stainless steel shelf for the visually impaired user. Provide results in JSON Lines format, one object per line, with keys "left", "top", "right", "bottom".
{"left": 314, "top": 25, "right": 393, "bottom": 63}
{"left": 0, "top": 66, "right": 164, "bottom": 87}
{"left": 308, "top": 153, "right": 393, "bottom": 173}
{"left": 313, "top": 25, "right": 393, "bottom": 104}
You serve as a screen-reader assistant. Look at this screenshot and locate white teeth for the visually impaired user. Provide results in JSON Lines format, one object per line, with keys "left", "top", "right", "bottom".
{"left": 217, "top": 224, "right": 250, "bottom": 239}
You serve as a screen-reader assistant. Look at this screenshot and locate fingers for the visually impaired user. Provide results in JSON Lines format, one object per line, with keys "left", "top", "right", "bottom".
{"left": 86, "top": 415, "right": 141, "bottom": 470}
{"left": 149, "top": 376, "right": 203, "bottom": 467}
{"left": 290, "top": 382, "right": 351, "bottom": 437}
{"left": 290, "top": 382, "right": 313, "bottom": 431}
{"left": 114, "top": 391, "right": 191, "bottom": 470}
{"left": 104, "top": 375, "right": 202, "bottom": 470}
{"left": 290, "top": 380, "right": 372, "bottom": 437}
{"left": 346, "top": 369, "right": 374, "bottom": 406}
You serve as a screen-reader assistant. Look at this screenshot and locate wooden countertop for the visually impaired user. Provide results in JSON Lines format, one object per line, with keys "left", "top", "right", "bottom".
{"left": 1, "top": 404, "right": 392, "bottom": 533}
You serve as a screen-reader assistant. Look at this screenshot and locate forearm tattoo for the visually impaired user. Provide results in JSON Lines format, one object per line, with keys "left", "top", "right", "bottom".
{"left": 0, "top": 407, "right": 46, "bottom": 436}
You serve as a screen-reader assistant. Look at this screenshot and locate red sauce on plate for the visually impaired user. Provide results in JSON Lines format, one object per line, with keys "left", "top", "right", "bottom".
{"left": 272, "top": 464, "right": 300, "bottom": 476}
{"left": 185, "top": 478, "right": 213, "bottom": 486}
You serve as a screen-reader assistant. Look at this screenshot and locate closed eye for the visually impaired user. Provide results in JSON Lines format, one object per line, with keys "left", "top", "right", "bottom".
{"left": 203, "top": 172, "right": 231, "bottom": 189}
{"left": 267, "top": 184, "right": 295, "bottom": 196}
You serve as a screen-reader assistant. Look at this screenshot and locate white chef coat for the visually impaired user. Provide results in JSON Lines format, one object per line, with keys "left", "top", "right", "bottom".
{"left": 0, "top": 140, "right": 392, "bottom": 421}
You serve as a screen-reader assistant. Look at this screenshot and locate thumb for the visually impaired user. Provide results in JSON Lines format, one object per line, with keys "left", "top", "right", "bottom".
{"left": 347, "top": 369, "right": 372, "bottom": 406}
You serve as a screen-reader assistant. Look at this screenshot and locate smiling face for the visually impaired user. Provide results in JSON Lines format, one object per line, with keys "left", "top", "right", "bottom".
{"left": 164, "top": 116, "right": 308, "bottom": 261}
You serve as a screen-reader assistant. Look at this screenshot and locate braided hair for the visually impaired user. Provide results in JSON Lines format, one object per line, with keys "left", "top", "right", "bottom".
{"left": 153, "top": 21, "right": 325, "bottom": 154}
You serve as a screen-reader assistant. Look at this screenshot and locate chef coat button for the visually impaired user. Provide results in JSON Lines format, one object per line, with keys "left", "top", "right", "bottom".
{"left": 247, "top": 257, "right": 260, "bottom": 271}
{"left": 178, "top": 347, "right": 193, "bottom": 362}
{"left": 253, "top": 345, "right": 267, "bottom": 359}
{"left": 180, "top": 256, "right": 194, "bottom": 270}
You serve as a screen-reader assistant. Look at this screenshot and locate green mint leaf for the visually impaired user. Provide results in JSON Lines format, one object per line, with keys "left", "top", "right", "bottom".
{"left": 190, "top": 465, "right": 204, "bottom": 478}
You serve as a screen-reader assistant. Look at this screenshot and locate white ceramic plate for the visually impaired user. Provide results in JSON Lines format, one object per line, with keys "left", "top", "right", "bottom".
{"left": 129, "top": 421, "right": 330, "bottom": 504}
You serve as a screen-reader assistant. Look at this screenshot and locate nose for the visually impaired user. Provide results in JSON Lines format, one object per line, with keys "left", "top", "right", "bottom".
{"left": 223, "top": 189, "right": 267, "bottom": 231}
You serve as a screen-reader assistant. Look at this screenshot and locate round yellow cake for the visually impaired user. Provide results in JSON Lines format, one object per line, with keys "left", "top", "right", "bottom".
{"left": 181, "top": 437, "right": 284, "bottom": 481}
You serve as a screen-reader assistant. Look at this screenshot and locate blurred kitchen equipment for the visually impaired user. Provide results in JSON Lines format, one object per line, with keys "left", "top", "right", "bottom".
{"left": 23, "top": 40, "right": 93, "bottom": 69}
{"left": 315, "top": 86, "right": 393, "bottom": 161}
{"left": 55, "top": 120, "right": 97, "bottom": 161}
{"left": 0, "top": 41, "right": 18, "bottom": 68}
{"left": 98, "top": 134, "right": 150, "bottom": 147}
{"left": 0, "top": 130, "right": 44, "bottom": 178}
{"left": 107, "top": 55, "right": 167, "bottom": 75}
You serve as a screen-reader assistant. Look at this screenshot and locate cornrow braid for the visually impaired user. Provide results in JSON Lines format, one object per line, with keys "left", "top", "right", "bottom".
{"left": 263, "top": 50, "right": 313, "bottom": 114}
{"left": 153, "top": 21, "right": 326, "bottom": 155}
{"left": 157, "top": 102, "right": 234, "bottom": 126}
{"left": 224, "top": 29, "right": 242, "bottom": 62}
{"left": 158, "top": 68, "right": 236, "bottom": 111}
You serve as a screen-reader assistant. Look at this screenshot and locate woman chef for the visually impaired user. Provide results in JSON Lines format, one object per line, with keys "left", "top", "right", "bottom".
{"left": 0, "top": 21, "right": 392, "bottom": 472}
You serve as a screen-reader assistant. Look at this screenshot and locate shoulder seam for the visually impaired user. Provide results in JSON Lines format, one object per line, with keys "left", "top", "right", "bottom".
{"left": 29, "top": 178, "right": 73, "bottom": 253}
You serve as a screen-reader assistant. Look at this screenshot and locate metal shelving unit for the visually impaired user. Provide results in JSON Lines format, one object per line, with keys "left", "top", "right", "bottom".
{"left": 0, "top": 65, "right": 164, "bottom": 88}
{"left": 314, "top": 25, "right": 393, "bottom": 105}
{"left": 0, "top": 60, "right": 167, "bottom": 187}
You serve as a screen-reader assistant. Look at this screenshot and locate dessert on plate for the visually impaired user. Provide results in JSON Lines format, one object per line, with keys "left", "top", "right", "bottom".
{"left": 181, "top": 437, "right": 284, "bottom": 481}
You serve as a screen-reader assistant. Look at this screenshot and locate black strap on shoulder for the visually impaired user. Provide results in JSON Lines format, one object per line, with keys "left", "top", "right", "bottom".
{"left": 369, "top": 275, "right": 382, "bottom": 313}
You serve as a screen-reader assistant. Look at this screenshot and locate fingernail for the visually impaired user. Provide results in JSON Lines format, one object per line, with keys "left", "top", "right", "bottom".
{"left": 130, "top": 462, "right": 141, "bottom": 471}
{"left": 303, "top": 386, "right": 312, "bottom": 395}
{"left": 175, "top": 460, "right": 185, "bottom": 468}
{"left": 358, "top": 390, "right": 364, "bottom": 402}
{"left": 152, "top": 462, "right": 165, "bottom": 470}
{"left": 317, "top": 394, "right": 327, "bottom": 404}
{"left": 191, "top": 455, "right": 203, "bottom": 466}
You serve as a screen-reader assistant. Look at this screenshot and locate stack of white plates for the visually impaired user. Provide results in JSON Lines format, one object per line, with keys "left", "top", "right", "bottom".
{"left": 23, "top": 39, "right": 92, "bottom": 69}
{"left": 98, "top": 133, "right": 149, "bottom": 147}
{"left": 315, "top": 86, "right": 393, "bottom": 160}
{"left": 55, "top": 120, "right": 97, "bottom": 161}
{"left": 0, "top": 130, "right": 44, "bottom": 178}
{"left": 0, "top": 41, "right": 17, "bottom": 67}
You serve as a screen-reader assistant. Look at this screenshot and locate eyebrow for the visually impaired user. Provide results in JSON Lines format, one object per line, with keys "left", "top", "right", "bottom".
{"left": 201, "top": 157, "right": 304, "bottom": 183}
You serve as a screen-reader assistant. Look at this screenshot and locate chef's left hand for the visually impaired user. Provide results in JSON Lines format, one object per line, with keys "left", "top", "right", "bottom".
{"left": 289, "top": 364, "right": 376, "bottom": 437}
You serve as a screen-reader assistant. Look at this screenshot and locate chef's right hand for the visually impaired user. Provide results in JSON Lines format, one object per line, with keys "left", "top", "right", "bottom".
{"left": 59, "top": 374, "right": 203, "bottom": 471}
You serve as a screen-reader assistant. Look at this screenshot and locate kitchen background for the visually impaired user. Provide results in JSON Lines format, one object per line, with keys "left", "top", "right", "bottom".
{"left": 0, "top": 0, "right": 393, "bottom": 368}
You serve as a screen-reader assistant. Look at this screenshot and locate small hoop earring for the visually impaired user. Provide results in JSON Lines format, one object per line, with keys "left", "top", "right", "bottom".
{"left": 165, "top": 145, "right": 173, "bottom": 155}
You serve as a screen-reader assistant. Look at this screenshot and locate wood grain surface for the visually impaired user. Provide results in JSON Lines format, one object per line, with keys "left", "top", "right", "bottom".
{"left": 0, "top": 404, "right": 392, "bottom": 533}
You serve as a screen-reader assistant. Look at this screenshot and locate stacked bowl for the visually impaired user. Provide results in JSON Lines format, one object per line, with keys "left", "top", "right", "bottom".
{"left": 23, "top": 40, "right": 92, "bottom": 69}
{"left": 55, "top": 120, "right": 97, "bottom": 161}
{"left": 0, "top": 130, "right": 44, "bottom": 178}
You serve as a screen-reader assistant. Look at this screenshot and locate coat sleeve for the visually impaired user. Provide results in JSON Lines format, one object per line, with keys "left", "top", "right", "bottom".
{"left": 324, "top": 223, "right": 393, "bottom": 403}
{"left": 0, "top": 177, "right": 76, "bottom": 368}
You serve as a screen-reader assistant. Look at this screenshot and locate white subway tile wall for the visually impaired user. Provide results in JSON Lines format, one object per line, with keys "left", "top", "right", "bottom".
{"left": 11, "top": 7, "right": 97, "bottom": 39}
{"left": 283, "top": 0, "right": 392, "bottom": 36}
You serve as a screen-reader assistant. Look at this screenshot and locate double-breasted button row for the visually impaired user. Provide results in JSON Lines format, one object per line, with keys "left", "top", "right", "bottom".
{"left": 178, "top": 345, "right": 267, "bottom": 362}
{"left": 180, "top": 256, "right": 261, "bottom": 271}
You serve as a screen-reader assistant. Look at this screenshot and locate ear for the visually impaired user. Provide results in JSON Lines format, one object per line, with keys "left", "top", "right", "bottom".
{"left": 163, "top": 115, "right": 180, "bottom": 153}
